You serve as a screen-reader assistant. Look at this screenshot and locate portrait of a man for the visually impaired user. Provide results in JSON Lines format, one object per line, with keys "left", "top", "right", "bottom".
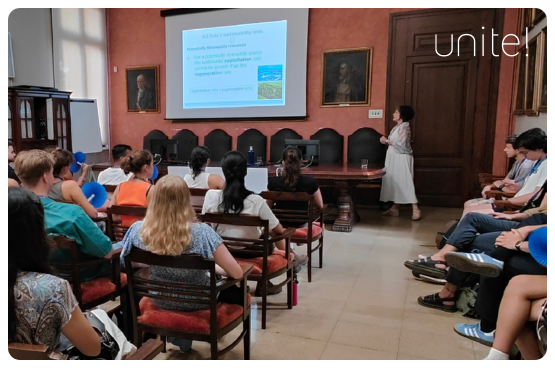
{"left": 321, "top": 48, "right": 372, "bottom": 106}
{"left": 126, "top": 65, "right": 159, "bottom": 112}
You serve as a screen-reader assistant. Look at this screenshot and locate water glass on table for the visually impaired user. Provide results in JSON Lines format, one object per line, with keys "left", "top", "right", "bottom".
{"left": 361, "top": 159, "right": 369, "bottom": 169}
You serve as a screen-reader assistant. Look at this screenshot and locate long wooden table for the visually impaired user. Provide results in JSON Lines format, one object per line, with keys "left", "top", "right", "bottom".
{"left": 93, "top": 162, "right": 384, "bottom": 232}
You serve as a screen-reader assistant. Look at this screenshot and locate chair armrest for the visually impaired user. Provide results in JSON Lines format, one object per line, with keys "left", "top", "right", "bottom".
{"left": 109, "top": 248, "right": 122, "bottom": 260}
{"left": 268, "top": 227, "right": 296, "bottom": 243}
{"left": 125, "top": 339, "right": 164, "bottom": 360}
{"left": 216, "top": 264, "right": 254, "bottom": 292}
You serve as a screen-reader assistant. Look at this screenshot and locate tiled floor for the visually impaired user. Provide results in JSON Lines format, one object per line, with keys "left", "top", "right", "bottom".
{"left": 125, "top": 206, "right": 492, "bottom": 359}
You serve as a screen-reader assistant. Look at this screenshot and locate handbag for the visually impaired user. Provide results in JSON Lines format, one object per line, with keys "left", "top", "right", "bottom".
{"left": 62, "top": 311, "right": 120, "bottom": 360}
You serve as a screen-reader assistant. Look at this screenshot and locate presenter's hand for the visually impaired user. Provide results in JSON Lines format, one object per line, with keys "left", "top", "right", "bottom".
{"left": 379, "top": 136, "right": 388, "bottom": 144}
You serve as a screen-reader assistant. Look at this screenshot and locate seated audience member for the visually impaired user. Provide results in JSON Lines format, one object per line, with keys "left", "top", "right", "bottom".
{"left": 268, "top": 146, "right": 324, "bottom": 211}
{"left": 118, "top": 175, "right": 243, "bottom": 352}
{"left": 184, "top": 146, "right": 225, "bottom": 189}
{"left": 8, "top": 186, "right": 102, "bottom": 357}
{"left": 8, "top": 178, "right": 19, "bottom": 187}
{"left": 44, "top": 145, "right": 90, "bottom": 186}
{"left": 405, "top": 181, "right": 546, "bottom": 278}
{"left": 467, "top": 135, "right": 535, "bottom": 207}
{"left": 111, "top": 150, "right": 154, "bottom": 227}
{"left": 452, "top": 226, "right": 547, "bottom": 349}
{"left": 97, "top": 144, "right": 132, "bottom": 185}
{"left": 202, "top": 151, "right": 291, "bottom": 296}
{"left": 8, "top": 140, "right": 19, "bottom": 183}
{"left": 47, "top": 149, "right": 104, "bottom": 218}
{"left": 463, "top": 128, "right": 547, "bottom": 216}
{"left": 14, "top": 150, "right": 113, "bottom": 281}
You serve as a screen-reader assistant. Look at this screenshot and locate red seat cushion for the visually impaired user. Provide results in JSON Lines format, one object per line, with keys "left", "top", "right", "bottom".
{"left": 235, "top": 249, "right": 291, "bottom": 275}
{"left": 80, "top": 274, "right": 127, "bottom": 304}
{"left": 293, "top": 224, "right": 323, "bottom": 239}
{"left": 138, "top": 296, "right": 248, "bottom": 333}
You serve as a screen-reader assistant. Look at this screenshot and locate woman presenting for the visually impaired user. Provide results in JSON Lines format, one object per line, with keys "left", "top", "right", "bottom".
{"left": 379, "top": 105, "right": 421, "bottom": 220}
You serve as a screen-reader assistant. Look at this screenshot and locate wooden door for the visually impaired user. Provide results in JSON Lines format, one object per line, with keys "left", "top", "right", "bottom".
{"left": 387, "top": 9, "right": 504, "bottom": 207}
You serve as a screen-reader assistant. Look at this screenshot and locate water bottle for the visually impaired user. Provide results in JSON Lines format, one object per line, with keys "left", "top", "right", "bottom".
{"left": 247, "top": 146, "right": 255, "bottom": 167}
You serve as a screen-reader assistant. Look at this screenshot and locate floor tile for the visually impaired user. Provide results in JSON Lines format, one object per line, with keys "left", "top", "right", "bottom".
{"left": 398, "top": 327, "right": 475, "bottom": 360}
{"left": 329, "top": 320, "right": 401, "bottom": 353}
{"left": 250, "top": 331, "right": 327, "bottom": 360}
{"left": 320, "top": 342, "right": 397, "bottom": 360}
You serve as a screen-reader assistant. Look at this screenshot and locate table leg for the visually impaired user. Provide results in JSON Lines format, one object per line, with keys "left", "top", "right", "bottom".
{"left": 331, "top": 183, "right": 356, "bottom": 232}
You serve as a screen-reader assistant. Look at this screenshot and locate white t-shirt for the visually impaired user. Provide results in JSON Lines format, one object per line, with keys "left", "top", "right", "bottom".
{"left": 516, "top": 159, "right": 547, "bottom": 197}
{"left": 202, "top": 189, "right": 280, "bottom": 240}
{"left": 184, "top": 172, "right": 210, "bottom": 189}
{"left": 97, "top": 167, "right": 132, "bottom": 185}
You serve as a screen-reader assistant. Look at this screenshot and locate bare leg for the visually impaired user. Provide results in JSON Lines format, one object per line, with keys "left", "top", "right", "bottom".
{"left": 491, "top": 275, "right": 547, "bottom": 355}
{"left": 515, "top": 325, "right": 543, "bottom": 360}
{"left": 391, "top": 203, "right": 400, "bottom": 212}
{"left": 437, "top": 282, "right": 457, "bottom": 306}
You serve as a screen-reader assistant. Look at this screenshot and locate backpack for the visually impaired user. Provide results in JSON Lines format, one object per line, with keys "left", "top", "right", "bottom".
{"left": 436, "top": 219, "right": 460, "bottom": 250}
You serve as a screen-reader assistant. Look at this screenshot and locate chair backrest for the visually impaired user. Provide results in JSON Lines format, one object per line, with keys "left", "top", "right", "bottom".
{"left": 237, "top": 129, "right": 267, "bottom": 162}
{"left": 143, "top": 130, "right": 168, "bottom": 152}
{"left": 103, "top": 184, "right": 118, "bottom": 193}
{"left": 270, "top": 129, "right": 302, "bottom": 163}
{"left": 310, "top": 128, "right": 344, "bottom": 164}
{"left": 260, "top": 191, "right": 323, "bottom": 240}
{"left": 8, "top": 343, "right": 68, "bottom": 360}
{"left": 189, "top": 188, "right": 208, "bottom": 214}
{"left": 172, "top": 129, "right": 199, "bottom": 162}
{"left": 347, "top": 127, "right": 386, "bottom": 164}
{"left": 49, "top": 236, "right": 120, "bottom": 309}
{"left": 124, "top": 249, "right": 220, "bottom": 330}
{"left": 199, "top": 213, "right": 273, "bottom": 259}
{"left": 107, "top": 205, "right": 148, "bottom": 241}
{"left": 204, "top": 130, "right": 232, "bottom": 162}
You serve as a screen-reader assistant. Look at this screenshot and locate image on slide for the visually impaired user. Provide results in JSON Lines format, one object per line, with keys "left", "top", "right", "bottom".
{"left": 258, "top": 65, "right": 283, "bottom": 100}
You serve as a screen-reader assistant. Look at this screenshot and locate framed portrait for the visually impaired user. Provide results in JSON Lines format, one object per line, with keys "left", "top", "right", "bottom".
{"left": 513, "top": 33, "right": 542, "bottom": 116}
{"left": 321, "top": 47, "right": 372, "bottom": 107}
{"left": 126, "top": 65, "right": 160, "bottom": 113}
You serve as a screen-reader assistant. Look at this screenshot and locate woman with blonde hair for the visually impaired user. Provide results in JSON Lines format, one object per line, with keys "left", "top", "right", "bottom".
{"left": 117, "top": 175, "right": 243, "bottom": 352}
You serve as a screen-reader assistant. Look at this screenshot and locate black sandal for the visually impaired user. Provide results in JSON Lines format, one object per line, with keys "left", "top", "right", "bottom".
{"left": 418, "top": 293, "right": 458, "bottom": 313}
{"left": 404, "top": 257, "right": 448, "bottom": 279}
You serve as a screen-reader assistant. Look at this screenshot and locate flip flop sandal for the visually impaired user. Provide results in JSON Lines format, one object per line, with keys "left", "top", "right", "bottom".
{"left": 418, "top": 293, "right": 458, "bottom": 313}
{"left": 404, "top": 257, "right": 448, "bottom": 279}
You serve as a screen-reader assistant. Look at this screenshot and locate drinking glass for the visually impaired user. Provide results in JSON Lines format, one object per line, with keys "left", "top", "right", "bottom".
{"left": 256, "top": 156, "right": 263, "bottom": 166}
{"left": 361, "top": 159, "right": 369, "bottom": 169}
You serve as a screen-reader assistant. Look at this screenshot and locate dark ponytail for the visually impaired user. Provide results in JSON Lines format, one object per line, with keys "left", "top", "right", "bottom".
{"left": 8, "top": 187, "right": 53, "bottom": 340}
{"left": 282, "top": 147, "right": 302, "bottom": 191}
{"left": 219, "top": 151, "right": 252, "bottom": 214}
{"left": 189, "top": 146, "right": 211, "bottom": 179}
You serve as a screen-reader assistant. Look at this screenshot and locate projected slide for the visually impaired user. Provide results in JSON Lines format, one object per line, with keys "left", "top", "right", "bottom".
{"left": 182, "top": 21, "right": 287, "bottom": 109}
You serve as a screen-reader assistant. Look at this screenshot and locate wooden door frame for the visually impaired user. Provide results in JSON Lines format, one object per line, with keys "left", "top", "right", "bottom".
{"left": 385, "top": 8, "right": 505, "bottom": 175}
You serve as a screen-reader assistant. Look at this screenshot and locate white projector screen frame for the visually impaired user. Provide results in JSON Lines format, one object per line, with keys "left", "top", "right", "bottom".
{"left": 165, "top": 8, "right": 308, "bottom": 120}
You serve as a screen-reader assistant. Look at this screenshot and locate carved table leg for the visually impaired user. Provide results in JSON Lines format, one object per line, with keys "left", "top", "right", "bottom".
{"left": 331, "top": 182, "right": 356, "bottom": 232}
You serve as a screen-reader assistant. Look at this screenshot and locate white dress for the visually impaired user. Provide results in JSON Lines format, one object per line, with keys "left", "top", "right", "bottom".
{"left": 380, "top": 122, "right": 418, "bottom": 204}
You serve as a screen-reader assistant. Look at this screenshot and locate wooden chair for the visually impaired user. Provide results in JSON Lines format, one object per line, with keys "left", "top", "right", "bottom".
{"left": 189, "top": 188, "right": 209, "bottom": 215}
{"left": 49, "top": 236, "right": 123, "bottom": 311}
{"left": 8, "top": 339, "right": 164, "bottom": 360}
{"left": 261, "top": 191, "right": 324, "bottom": 282}
{"left": 199, "top": 213, "right": 295, "bottom": 329}
{"left": 106, "top": 205, "right": 147, "bottom": 242}
{"left": 103, "top": 184, "right": 118, "bottom": 193}
{"left": 124, "top": 249, "right": 253, "bottom": 359}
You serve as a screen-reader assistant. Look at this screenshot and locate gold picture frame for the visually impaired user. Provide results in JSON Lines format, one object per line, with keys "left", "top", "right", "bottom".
{"left": 512, "top": 33, "right": 543, "bottom": 116}
{"left": 321, "top": 47, "right": 372, "bottom": 107}
{"left": 538, "top": 28, "right": 547, "bottom": 112}
{"left": 126, "top": 65, "right": 160, "bottom": 113}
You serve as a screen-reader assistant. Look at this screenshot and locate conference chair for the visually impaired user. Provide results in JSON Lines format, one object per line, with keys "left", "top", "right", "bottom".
{"left": 269, "top": 128, "right": 302, "bottom": 163}
{"left": 204, "top": 129, "right": 232, "bottom": 162}
{"left": 237, "top": 129, "right": 267, "bottom": 163}
{"left": 310, "top": 128, "right": 343, "bottom": 164}
{"left": 124, "top": 249, "right": 253, "bottom": 360}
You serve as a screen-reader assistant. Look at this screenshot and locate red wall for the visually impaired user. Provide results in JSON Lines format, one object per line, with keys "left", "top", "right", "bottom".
{"left": 107, "top": 8, "right": 516, "bottom": 172}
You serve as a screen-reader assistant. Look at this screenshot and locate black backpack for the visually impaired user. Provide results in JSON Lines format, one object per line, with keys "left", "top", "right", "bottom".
{"left": 436, "top": 219, "right": 459, "bottom": 250}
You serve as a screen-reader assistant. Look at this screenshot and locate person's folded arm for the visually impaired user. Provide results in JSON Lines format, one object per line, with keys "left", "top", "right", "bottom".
{"left": 74, "top": 212, "right": 114, "bottom": 258}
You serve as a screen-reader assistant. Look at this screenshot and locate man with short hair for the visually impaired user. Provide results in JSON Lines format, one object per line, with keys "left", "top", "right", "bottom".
{"left": 8, "top": 140, "right": 19, "bottom": 183}
{"left": 511, "top": 128, "right": 547, "bottom": 201}
{"left": 14, "top": 150, "right": 113, "bottom": 281}
{"left": 97, "top": 144, "right": 133, "bottom": 185}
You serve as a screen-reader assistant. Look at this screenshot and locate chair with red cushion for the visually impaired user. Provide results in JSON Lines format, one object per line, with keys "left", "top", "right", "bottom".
{"left": 124, "top": 248, "right": 253, "bottom": 360}
{"left": 261, "top": 191, "right": 324, "bottom": 282}
{"left": 50, "top": 236, "right": 123, "bottom": 311}
{"left": 199, "top": 213, "right": 295, "bottom": 330}
{"left": 106, "top": 205, "right": 147, "bottom": 242}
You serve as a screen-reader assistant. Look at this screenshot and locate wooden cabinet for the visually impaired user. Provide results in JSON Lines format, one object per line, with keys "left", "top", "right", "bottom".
{"left": 8, "top": 86, "right": 73, "bottom": 153}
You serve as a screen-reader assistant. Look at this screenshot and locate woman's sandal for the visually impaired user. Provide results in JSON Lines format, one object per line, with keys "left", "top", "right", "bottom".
{"left": 418, "top": 293, "right": 458, "bottom": 313}
{"left": 382, "top": 209, "right": 400, "bottom": 217}
{"left": 412, "top": 209, "right": 422, "bottom": 221}
{"left": 404, "top": 257, "right": 448, "bottom": 279}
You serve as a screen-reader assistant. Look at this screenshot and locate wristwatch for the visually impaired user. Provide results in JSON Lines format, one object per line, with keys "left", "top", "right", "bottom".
{"left": 498, "top": 184, "right": 505, "bottom": 190}
{"left": 514, "top": 240, "right": 524, "bottom": 252}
